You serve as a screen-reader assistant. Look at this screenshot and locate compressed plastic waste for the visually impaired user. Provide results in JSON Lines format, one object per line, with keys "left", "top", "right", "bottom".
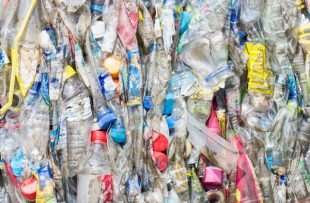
{"left": 0, "top": 0, "right": 309, "bottom": 202}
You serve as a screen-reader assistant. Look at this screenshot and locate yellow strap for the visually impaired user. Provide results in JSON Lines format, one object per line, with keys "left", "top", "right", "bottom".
{"left": 15, "top": 0, "right": 38, "bottom": 97}
{"left": 0, "top": 0, "right": 37, "bottom": 114}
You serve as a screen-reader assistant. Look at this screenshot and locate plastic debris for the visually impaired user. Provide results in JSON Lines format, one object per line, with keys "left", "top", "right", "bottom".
{"left": 0, "top": 0, "right": 309, "bottom": 202}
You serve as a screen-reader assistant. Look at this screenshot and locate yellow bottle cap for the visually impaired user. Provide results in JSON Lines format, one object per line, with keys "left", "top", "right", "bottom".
{"left": 103, "top": 55, "right": 122, "bottom": 79}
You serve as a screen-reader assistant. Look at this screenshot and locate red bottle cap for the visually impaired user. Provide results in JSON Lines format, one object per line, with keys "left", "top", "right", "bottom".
{"left": 152, "top": 134, "right": 168, "bottom": 152}
{"left": 153, "top": 151, "right": 168, "bottom": 172}
{"left": 20, "top": 176, "right": 37, "bottom": 201}
{"left": 91, "top": 130, "right": 107, "bottom": 144}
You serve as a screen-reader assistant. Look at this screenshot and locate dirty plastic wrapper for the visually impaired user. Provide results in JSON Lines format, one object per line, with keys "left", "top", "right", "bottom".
{"left": 36, "top": 164, "right": 57, "bottom": 203}
{"left": 187, "top": 114, "right": 240, "bottom": 173}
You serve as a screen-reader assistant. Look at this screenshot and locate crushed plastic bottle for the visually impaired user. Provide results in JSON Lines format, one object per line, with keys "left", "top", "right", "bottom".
{"left": 77, "top": 124, "right": 112, "bottom": 203}
{"left": 0, "top": 0, "right": 310, "bottom": 202}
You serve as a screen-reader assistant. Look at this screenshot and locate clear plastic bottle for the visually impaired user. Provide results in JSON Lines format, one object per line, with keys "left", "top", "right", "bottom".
{"left": 62, "top": 66, "right": 93, "bottom": 177}
{"left": 86, "top": 31, "right": 118, "bottom": 130}
{"left": 77, "top": 128, "right": 112, "bottom": 203}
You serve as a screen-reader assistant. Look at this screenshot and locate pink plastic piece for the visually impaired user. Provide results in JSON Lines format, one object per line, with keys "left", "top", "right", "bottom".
{"left": 207, "top": 104, "right": 221, "bottom": 136}
{"left": 204, "top": 166, "right": 223, "bottom": 187}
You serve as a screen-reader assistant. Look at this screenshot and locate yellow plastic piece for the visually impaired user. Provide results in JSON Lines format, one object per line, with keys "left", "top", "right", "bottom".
{"left": 63, "top": 65, "right": 77, "bottom": 81}
{"left": 138, "top": 10, "right": 144, "bottom": 21}
{"left": 235, "top": 188, "right": 241, "bottom": 203}
{"left": 15, "top": 1, "right": 38, "bottom": 97}
{"left": 245, "top": 42, "right": 273, "bottom": 95}
{"left": 0, "top": 0, "right": 37, "bottom": 114}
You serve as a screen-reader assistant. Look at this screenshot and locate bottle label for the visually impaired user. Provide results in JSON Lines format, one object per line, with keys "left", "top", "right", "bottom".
{"left": 42, "top": 72, "right": 51, "bottom": 106}
{"left": 0, "top": 48, "right": 9, "bottom": 68}
{"left": 50, "top": 45, "right": 66, "bottom": 101}
{"left": 127, "top": 50, "right": 142, "bottom": 106}
{"left": 36, "top": 164, "right": 57, "bottom": 203}
{"left": 98, "top": 174, "right": 113, "bottom": 202}
{"left": 98, "top": 72, "right": 117, "bottom": 100}
{"left": 245, "top": 42, "right": 273, "bottom": 95}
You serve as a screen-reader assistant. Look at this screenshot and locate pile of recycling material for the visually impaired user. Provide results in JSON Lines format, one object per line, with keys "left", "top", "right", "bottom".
{"left": 1, "top": 0, "right": 310, "bottom": 202}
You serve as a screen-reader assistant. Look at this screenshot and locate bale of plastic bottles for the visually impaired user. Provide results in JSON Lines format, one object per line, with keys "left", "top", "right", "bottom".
{"left": 0, "top": 0, "right": 309, "bottom": 202}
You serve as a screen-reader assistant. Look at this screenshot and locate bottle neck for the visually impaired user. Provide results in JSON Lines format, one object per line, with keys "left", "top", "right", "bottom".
{"left": 90, "top": 142, "right": 105, "bottom": 150}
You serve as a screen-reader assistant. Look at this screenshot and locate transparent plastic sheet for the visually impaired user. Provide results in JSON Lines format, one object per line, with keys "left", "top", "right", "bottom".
{"left": 239, "top": 0, "right": 265, "bottom": 28}
{"left": 0, "top": 0, "right": 19, "bottom": 50}
{"left": 0, "top": 66, "right": 11, "bottom": 109}
{"left": 167, "top": 138, "right": 190, "bottom": 202}
{"left": 187, "top": 84, "right": 213, "bottom": 124}
{"left": 187, "top": 114, "right": 240, "bottom": 173}
{"left": 137, "top": 0, "right": 154, "bottom": 50}
{"left": 181, "top": 32, "right": 231, "bottom": 88}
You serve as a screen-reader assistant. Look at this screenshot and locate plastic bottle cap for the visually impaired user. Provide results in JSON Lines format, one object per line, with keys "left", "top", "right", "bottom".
{"left": 143, "top": 95, "right": 154, "bottom": 110}
{"left": 110, "top": 127, "right": 126, "bottom": 144}
{"left": 153, "top": 151, "right": 168, "bottom": 172}
{"left": 20, "top": 176, "right": 37, "bottom": 201}
{"left": 166, "top": 116, "right": 176, "bottom": 129}
{"left": 97, "top": 109, "right": 117, "bottom": 130}
{"left": 163, "top": 93, "right": 174, "bottom": 115}
{"left": 103, "top": 55, "right": 122, "bottom": 79}
{"left": 152, "top": 134, "right": 168, "bottom": 152}
{"left": 91, "top": 130, "right": 107, "bottom": 144}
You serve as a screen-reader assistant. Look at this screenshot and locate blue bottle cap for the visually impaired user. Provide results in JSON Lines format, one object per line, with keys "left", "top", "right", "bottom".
{"left": 97, "top": 109, "right": 117, "bottom": 130}
{"left": 163, "top": 93, "right": 174, "bottom": 115}
{"left": 110, "top": 127, "right": 126, "bottom": 144}
{"left": 143, "top": 96, "right": 154, "bottom": 110}
{"left": 239, "top": 31, "right": 246, "bottom": 39}
{"left": 166, "top": 116, "right": 176, "bottom": 129}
